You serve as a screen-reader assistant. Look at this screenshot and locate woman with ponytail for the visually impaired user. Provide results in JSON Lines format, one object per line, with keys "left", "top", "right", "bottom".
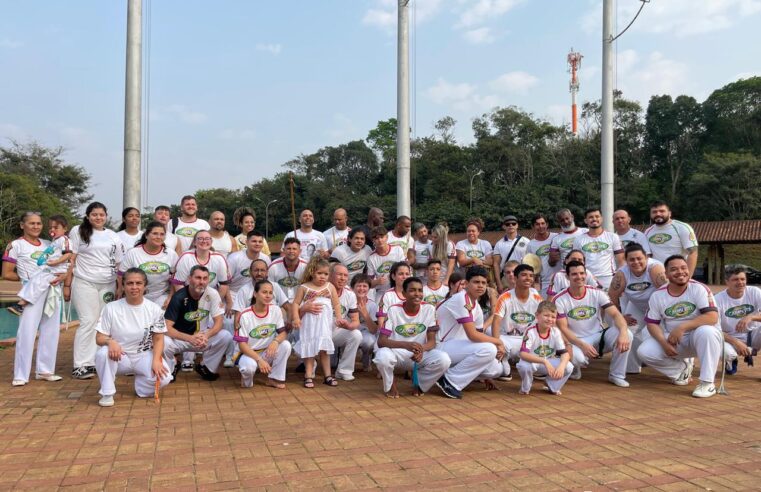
{"left": 116, "top": 207, "right": 142, "bottom": 253}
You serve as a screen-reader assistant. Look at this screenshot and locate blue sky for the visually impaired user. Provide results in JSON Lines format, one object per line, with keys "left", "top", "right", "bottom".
{"left": 1, "top": 0, "right": 759, "bottom": 220}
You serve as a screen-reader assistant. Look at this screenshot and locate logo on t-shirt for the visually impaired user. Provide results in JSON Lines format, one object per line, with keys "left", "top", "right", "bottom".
{"left": 534, "top": 344, "right": 555, "bottom": 357}
{"left": 102, "top": 292, "right": 115, "bottom": 303}
{"left": 175, "top": 227, "right": 197, "bottom": 238}
{"left": 626, "top": 281, "right": 652, "bottom": 292}
{"left": 184, "top": 309, "right": 209, "bottom": 322}
{"left": 511, "top": 312, "right": 535, "bottom": 325}
{"left": 581, "top": 241, "right": 609, "bottom": 254}
{"left": 725, "top": 304, "right": 755, "bottom": 319}
{"left": 377, "top": 261, "right": 394, "bottom": 274}
{"left": 424, "top": 293, "right": 445, "bottom": 304}
{"left": 140, "top": 261, "right": 170, "bottom": 275}
{"left": 347, "top": 260, "right": 366, "bottom": 272}
{"left": 208, "top": 272, "right": 217, "bottom": 283}
{"left": 394, "top": 323, "right": 426, "bottom": 337}
{"left": 278, "top": 276, "right": 300, "bottom": 288}
{"left": 568, "top": 306, "right": 597, "bottom": 320}
{"left": 535, "top": 244, "right": 550, "bottom": 257}
{"left": 649, "top": 233, "right": 672, "bottom": 245}
{"left": 30, "top": 251, "right": 44, "bottom": 260}
{"left": 249, "top": 323, "right": 276, "bottom": 339}
{"left": 560, "top": 238, "right": 575, "bottom": 250}
{"left": 665, "top": 302, "right": 696, "bottom": 318}
{"left": 466, "top": 250, "right": 485, "bottom": 259}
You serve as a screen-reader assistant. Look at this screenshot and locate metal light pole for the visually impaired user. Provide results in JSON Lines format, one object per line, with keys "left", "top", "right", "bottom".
{"left": 265, "top": 199, "right": 278, "bottom": 240}
{"left": 469, "top": 169, "right": 484, "bottom": 213}
{"left": 396, "top": 0, "right": 411, "bottom": 218}
{"left": 123, "top": 0, "right": 142, "bottom": 210}
{"left": 601, "top": 0, "right": 615, "bottom": 231}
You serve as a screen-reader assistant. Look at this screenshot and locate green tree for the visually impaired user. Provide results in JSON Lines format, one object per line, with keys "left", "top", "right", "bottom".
{"left": 685, "top": 152, "right": 761, "bottom": 220}
{"left": 703, "top": 76, "right": 761, "bottom": 154}
{"left": 0, "top": 173, "right": 73, "bottom": 245}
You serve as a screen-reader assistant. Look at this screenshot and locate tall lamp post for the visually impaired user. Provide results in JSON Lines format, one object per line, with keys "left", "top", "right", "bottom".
{"left": 265, "top": 199, "right": 278, "bottom": 240}
{"left": 469, "top": 169, "right": 484, "bottom": 213}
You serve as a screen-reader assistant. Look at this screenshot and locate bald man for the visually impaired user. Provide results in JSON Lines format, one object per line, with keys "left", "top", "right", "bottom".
{"left": 323, "top": 208, "right": 351, "bottom": 252}
{"left": 209, "top": 211, "right": 238, "bottom": 258}
{"left": 283, "top": 209, "right": 329, "bottom": 259}
{"left": 613, "top": 209, "right": 651, "bottom": 255}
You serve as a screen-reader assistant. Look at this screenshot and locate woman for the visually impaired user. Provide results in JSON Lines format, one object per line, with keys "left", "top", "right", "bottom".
{"left": 455, "top": 218, "right": 493, "bottom": 271}
{"left": 116, "top": 207, "right": 142, "bottom": 253}
{"left": 233, "top": 207, "right": 271, "bottom": 256}
{"left": 69, "top": 202, "right": 123, "bottom": 380}
{"left": 408, "top": 223, "right": 431, "bottom": 279}
{"left": 427, "top": 223, "right": 456, "bottom": 286}
{"left": 330, "top": 228, "right": 372, "bottom": 281}
{"left": 4, "top": 212, "right": 63, "bottom": 386}
{"left": 119, "top": 221, "right": 179, "bottom": 309}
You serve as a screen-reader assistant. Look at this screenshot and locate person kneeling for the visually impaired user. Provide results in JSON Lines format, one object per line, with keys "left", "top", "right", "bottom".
{"left": 374, "top": 277, "right": 451, "bottom": 398}
{"left": 517, "top": 301, "right": 573, "bottom": 395}
{"left": 95, "top": 268, "right": 171, "bottom": 407}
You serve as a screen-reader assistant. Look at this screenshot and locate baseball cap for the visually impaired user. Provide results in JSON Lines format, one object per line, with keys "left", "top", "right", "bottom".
{"left": 502, "top": 215, "right": 518, "bottom": 225}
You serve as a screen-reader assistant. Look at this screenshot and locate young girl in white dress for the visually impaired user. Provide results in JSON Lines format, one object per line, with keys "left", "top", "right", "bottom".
{"left": 291, "top": 257, "right": 345, "bottom": 388}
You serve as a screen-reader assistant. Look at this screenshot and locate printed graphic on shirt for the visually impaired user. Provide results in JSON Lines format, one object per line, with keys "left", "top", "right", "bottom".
{"left": 184, "top": 309, "right": 210, "bottom": 322}
{"left": 581, "top": 241, "right": 609, "bottom": 254}
{"left": 567, "top": 306, "right": 596, "bottom": 320}
{"left": 249, "top": 323, "right": 278, "bottom": 339}
{"left": 511, "top": 312, "right": 535, "bottom": 325}
{"left": 665, "top": 302, "right": 696, "bottom": 318}
{"left": 725, "top": 304, "right": 755, "bottom": 318}
{"left": 648, "top": 233, "right": 672, "bottom": 245}
{"left": 394, "top": 323, "right": 427, "bottom": 338}
{"left": 140, "top": 261, "right": 171, "bottom": 275}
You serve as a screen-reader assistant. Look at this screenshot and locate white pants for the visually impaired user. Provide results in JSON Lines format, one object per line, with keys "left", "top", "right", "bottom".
{"left": 499, "top": 334, "right": 524, "bottom": 376}
{"left": 517, "top": 358, "right": 573, "bottom": 394}
{"left": 223, "top": 316, "right": 236, "bottom": 359}
{"left": 571, "top": 327, "right": 631, "bottom": 379}
{"left": 373, "top": 347, "right": 451, "bottom": 393}
{"left": 438, "top": 339, "right": 502, "bottom": 391}
{"left": 18, "top": 270, "right": 57, "bottom": 304}
{"left": 623, "top": 304, "right": 651, "bottom": 374}
{"left": 71, "top": 277, "right": 115, "bottom": 368}
{"left": 637, "top": 326, "right": 722, "bottom": 383}
{"left": 724, "top": 331, "right": 761, "bottom": 361}
{"left": 164, "top": 330, "right": 233, "bottom": 373}
{"left": 359, "top": 329, "right": 376, "bottom": 368}
{"left": 238, "top": 340, "right": 292, "bottom": 386}
{"left": 331, "top": 328, "right": 362, "bottom": 377}
{"left": 13, "top": 290, "right": 61, "bottom": 382}
{"left": 95, "top": 346, "right": 171, "bottom": 397}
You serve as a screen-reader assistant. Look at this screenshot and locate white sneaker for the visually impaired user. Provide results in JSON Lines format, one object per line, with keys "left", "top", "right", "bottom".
{"left": 570, "top": 365, "right": 582, "bottom": 380}
{"left": 11, "top": 379, "right": 26, "bottom": 387}
{"left": 35, "top": 373, "right": 63, "bottom": 382}
{"left": 180, "top": 361, "right": 194, "bottom": 372}
{"left": 223, "top": 358, "right": 234, "bottom": 368}
{"left": 608, "top": 375, "right": 630, "bottom": 388}
{"left": 336, "top": 373, "right": 355, "bottom": 381}
{"left": 98, "top": 395, "right": 115, "bottom": 407}
{"left": 692, "top": 382, "right": 716, "bottom": 398}
{"left": 672, "top": 359, "right": 694, "bottom": 386}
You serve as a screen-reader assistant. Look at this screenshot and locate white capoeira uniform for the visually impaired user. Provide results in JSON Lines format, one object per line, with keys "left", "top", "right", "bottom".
{"left": 118, "top": 245, "right": 178, "bottom": 307}
{"left": 233, "top": 282, "right": 289, "bottom": 313}
{"left": 225, "top": 250, "right": 271, "bottom": 360}
{"left": 331, "top": 287, "right": 362, "bottom": 379}
{"left": 639, "top": 281, "right": 722, "bottom": 384}
{"left": 423, "top": 284, "right": 449, "bottom": 305}
{"left": 234, "top": 305, "right": 292, "bottom": 386}
{"left": 546, "top": 269, "right": 601, "bottom": 298}
{"left": 95, "top": 298, "right": 172, "bottom": 398}
{"left": 366, "top": 245, "right": 407, "bottom": 304}
{"left": 553, "top": 286, "right": 631, "bottom": 379}
{"left": 644, "top": 220, "right": 698, "bottom": 264}
{"left": 357, "top": 297, "right": 379, "bottom": 368}
{"left": 323, "top": 226, "right": 350, "bottom": 252}
{"left": 715, "top": 286, "right": 761, "bottom": 363}
{"left": 427, "top": 241, "right": 457, "bottom": 282}
{"left": 164, "top": 230, "right": 179, "bottom": 254}
{"left": 436, "top": 291, "right": 502, "bottom": 391}
{"left": 493, "top": 235, "right": 529, "bottom": 272}
{"left": 517, "top": 325, "right": 573, "bottom": 394}
{"left": 412, "top": 239, "right": 432, "bottom": 279}
{"left": 116, "top": 230, "right": 142, "bottom": 254}
{"left": 211, "top": 232, "right": 235, "bottom": 258}
{"left": 493, "top": 288, "right": 543, "bottom": 376}
{"left": 617, "top": 228, "right": 651, "bottom": 254}
{"left": 387, "top": 231, "right": 414, "bottom": 255}
{"left": 572, "top": 231, "right": 623, "bottom": 290}
{"left": 550, "top": 228, "right": 587, "bottom": 265}
{"left": 170, "top": 218, "right": 210, "bottom": 253}
{"left": 527, "top": 233, "right": 558, "bottom": 298}
{"left": 331, "top": 244, "right": 372, "bottom": 282}
{"left": 455, "top": 239, "right": 493, "bottom": 273}
{"left": 618, "top": 258, "right": 663, "bottom": 373}
{"left": 16, "top": 235, "right": 69, "bottom": 305}
{"left": 172, "top": 251, "right": 231, "bottom": 290}
{"left": 5, "top": 237, "right": 61, "bottom": 383}
{"left": 373, "top": 302, "right": 450, "bottom": 393}
{"left": 268, "top": 257, "right": 308, "bottom": 302}
{"left": 283, "top": 229, "right": 329, "bottom": 260}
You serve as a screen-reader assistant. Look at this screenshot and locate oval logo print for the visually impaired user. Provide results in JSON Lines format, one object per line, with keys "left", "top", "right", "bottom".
{"left": 581, "top": 241, "right": 609, "bottom": 254}
{"left": 725, "top": 304, "right": 755, "bottom": 319}
{"left": 510, "top": 312, "right": 535, "bottom": 325}
{"left": 665, "top": 302, "right": 696, "bottom": 318}
{"left": 535, "top": 244, "right": 551, "bottom": 257}
{"left": 184, "top": 308, "right": 210, "bottom": 322}
{"left": 649, "top": 233, "right": 672, "bottom": 245}
{"left": 249, "top": 323, "right": 276, "bottom": 339}
{"left": 568, "top": 305, "right": 597, "bottom": 320}
{"left": 394, "top": 323, "right": 426, "bottom": 337}
{"left": 377, "top": 261, "right": 394, "bottom": 274}
{"left": 140, "top": 261, "right": 170, "bottom": 275}
{"left": 347, "top": 260, "right": 366, "bottom": 272}
{"left": 626, "top": 281, "right": 652, "bottom": 292}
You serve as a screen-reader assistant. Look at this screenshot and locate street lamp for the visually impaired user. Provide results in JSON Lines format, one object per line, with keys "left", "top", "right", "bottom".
{"left": 265, "top": 199, "right": 278, "bottom": 240}
{"left": 469, "top": 169, "right": 484, "bottom": 213}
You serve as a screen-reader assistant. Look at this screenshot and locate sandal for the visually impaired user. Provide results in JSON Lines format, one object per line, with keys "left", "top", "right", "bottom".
{"left": 303, "top": 378, "right": 314, "bottom": 388}
{"left": 323, "top": 376, "right": 338, "bottom": 387}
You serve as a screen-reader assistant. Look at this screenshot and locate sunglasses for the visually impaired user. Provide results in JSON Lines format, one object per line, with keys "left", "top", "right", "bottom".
{"left": 504, "top": 222, "right": 518, "bottom": 226}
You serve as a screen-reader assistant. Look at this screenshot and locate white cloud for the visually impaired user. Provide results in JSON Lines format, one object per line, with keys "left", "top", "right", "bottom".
{"left": 616, "top": 50, "right": 690, "bottom": 103}
{"left": 218, "top": 129, "right": 256, "bottom": 141}
{"left": 153, "top": 105, "right": 207, "bottom": 125}
{"left": 255, "top": 43, "right": 282, "bottom": 55}
{"left": 456, "top": 0, "right": 523, "bottom": 28}
{"left": 489, "top": 71, "right": 539, "bottom": 95}
{"left": 362, "top": 0, "right": 443, "bottom": 30}
{"left": 463, "top": 27, "right": 496, "bottom": 44}
{"left": 424, "top": 78, "right": 503, "bottom": 112}
{"left": 0, "top": 38, "right": 23, "bottom": 49}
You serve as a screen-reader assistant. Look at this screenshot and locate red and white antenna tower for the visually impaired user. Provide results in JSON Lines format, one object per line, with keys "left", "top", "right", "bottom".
{"left": 567, "top": 49, "right": 583, "bottom": 135}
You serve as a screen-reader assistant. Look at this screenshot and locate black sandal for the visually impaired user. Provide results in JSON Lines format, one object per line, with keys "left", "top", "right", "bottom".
{"left": 303, "top": 378, "right": 314, "bottom": 388}
{"left": 323, "top": 376, "right": 338, "bottom": 387}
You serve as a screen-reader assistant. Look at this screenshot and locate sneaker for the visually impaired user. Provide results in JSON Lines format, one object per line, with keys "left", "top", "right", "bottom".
{"left": 570, "top": 365, "right": 582, "bottom": 380}
{"left": 72, "top": 367, "right": 95, "bottom": 380}
{"left": 223, "top": 358, "right": 234, "bottom": 368}
{"left": 725, "top": 358, "right": 738, "bottom": 375}
{"left": 194, "top": 364, "right": 220, "bottom": 381}
{"left": 435, "top": 375, "right": 462, "bottom": 399}
{"left": 497, "top": 374, "right": 512, "bottom": 382}
{"left": 692, "top": 382, "right": 717, "bottom": 398}
{"left": 7, "top": 303, "right": 24, "bottom": 316}
{"left": 608, "top": 375, "right": 630, "bottom": 388}
{"left": 12, "top": 379, "right": 26, "bottom": 386}
{"left": 335, "top": 373, "right": 355, "bottom": 381}
{"left": 672, "top": 359, "right": 694, "bottom": 386}
{"left": 170, "top": 363, "right": 180, "bottom": 383}
{"left": 98, "top": 395, "right": 115, "bottom": 407}
{"left": 35, "top": 374, "right": 63, "bottom": 382}
{"left": 181, "top": 361, "right": 194, "bottom": 372}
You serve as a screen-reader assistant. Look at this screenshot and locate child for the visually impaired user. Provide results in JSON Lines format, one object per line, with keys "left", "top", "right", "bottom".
{"left": 376, "top": 262, "right": 411, "bottom": 329}
{"left": 235, "top": 280, "right": 292, "bottom": 389}
{"left": 423, "top": 259, "right": 449, "bottom": 304}
{"left": 517, "top": 300, "right": 573, "bottom": 395}
{"left": 351, "top": 274, "right": 378, "bottom": 371}
{"left": 291, "top": 256, "right": 344, "bottom": 387}
{"left": 8, "top": 215, "right": 72, "bottom": 316}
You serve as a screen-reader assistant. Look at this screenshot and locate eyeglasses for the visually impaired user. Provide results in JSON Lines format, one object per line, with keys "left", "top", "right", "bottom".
{"left": 196, "top": 237, "right": 212, "bottom": 242}
{"left": 504, "top": 222, "right": 518, "bottom": 226}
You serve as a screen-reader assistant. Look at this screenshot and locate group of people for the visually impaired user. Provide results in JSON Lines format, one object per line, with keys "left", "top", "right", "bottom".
{"left": 3, "top": 197, "right": 759, "bottom": 406}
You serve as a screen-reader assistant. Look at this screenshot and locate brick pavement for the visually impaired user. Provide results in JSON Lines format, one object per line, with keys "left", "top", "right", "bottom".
{"left": 2, "top": 328, "right": 761, "bottom": 491}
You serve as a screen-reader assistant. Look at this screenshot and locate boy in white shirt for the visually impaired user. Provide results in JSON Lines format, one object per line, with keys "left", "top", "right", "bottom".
{"left": 517, "top": 301, "right": 573, "bottom": 395}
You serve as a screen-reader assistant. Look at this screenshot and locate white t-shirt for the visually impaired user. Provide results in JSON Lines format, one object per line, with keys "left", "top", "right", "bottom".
{"left": 172, "top": 251, "right": 231, "bottom": 289}
{"left": 644, "top": 220, "right": 698, "bottom": 264}
{"left": 211, "top": 232, "right": 235, "bottom": 258}
{"left": 493, "top": 235, "right": 530, "bottom": 270}
{"left": 69, "top": 226, "right": 123, "bottom": 284}
{"left": 520, "top": 325, "right": 567, "bottom": 359}
{"left": 550, "top": 228, "right": 588, "bottom": 264}
{"left": 423, "top": 284, "right": 449, "bottom": 305}
{"left": 357, "top": 297, "right": 379, "bottom": 332}
{"left": 236, "top": 305, "right": 286, "bottom": 351}
{"left": 172, "top": 218, "right": 210, "bottom": 252}
{"left": 44, "top": 236, "right": 71, "bottom": 275}
{"left": 119, "top": 245, "right": 178, "bottom": 304}
{"left": 553, "top": 286, "right": 613, "bottom": 338}
{"left": 227, "top": 250, "right": 271, "bottom": 295}
{"left": 547, "top": 269, "right": 600, "bottom": 298}
{"left": 437, "top": 290, "right": 483, "bottom": 342}
{"left": 527, "top": 233, "right": 558, "bottom": 292}
{"left": 366, "top": 245, "right": 407, "bottom": 302}
{"left": 412, "top": 239, "right": 432, "bottom": 278}
{"left": 378, "top": 289, "right": 405, "bottom": 317}
{"left": 267, "top": 257, "right": 308, "bottom": 301}
{"left": 380, "top": 303, "right": 438, "bottom": 345}
{"left": 96, "top": 298, "right": 166, "bottom": 355}
{"left": 336, "top": 287, "right": 359, "bottom": 323}
{"left": 646, "top": 280, "right": 718, "bottom": 334}
{"left": 618, "top": 228, "right": 651, "bottom": 254}
{"left": 323, "top": 226, "right": 351, "bottom": 251}
{"left": 164, "top": 230, "right": 179, "bottom": 253}
{"left": 455, "top": 239, "right": 493, "bottom": 267}
{"left": 331, "top": 244, "right": 372, "bottom": 280}
{"left": 427, "top": 241, "right": 456, "bottom": 280}
{"left": 494, "top": 288, "right": 544, "bottom": 336}
{"left": 572, "top": 231, "right": 623, "bottom": 280}
{"left": 619, "top": 258, "right": 663, "bottom": 313}
{"left": 714, "top": 286, "right": 761, "bottom": 339}
{"left": 283, "top": 229, "right": 328, "bottom": 259}
{"left": 387, "top": 231, "right": 414, "bottom": 254}
{"left": 233, "top": 281, "right": 288, "bottom": 312}
{"left": 117, "top": 230, "right": 142, "bottom": 254}
{"left": 3, "top": 237, "right": 50, "bottom": 282}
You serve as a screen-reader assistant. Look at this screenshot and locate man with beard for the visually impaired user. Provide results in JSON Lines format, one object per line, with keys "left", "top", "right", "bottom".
{"left": 613, "top": 209, "right": 651, "bottom": 254}
{"left": 355, "top": 207, "right": 385, "bottom": 250}
{"left": 170, "top": 195, "right": 210, "bottom": 253}
{"left": 572, "top": 208, "right": 624, "bottom": 289}
{"left": 208, "top": 211, "right": 238, "bottom": 257}
{"left": 715, "top": 265, "right": 761, "bottom": 375}
{"left": 644, "top": 201, "right": 699, "bottom": 276}
{"left": 526, "top": 214, "right": 557, "bottom": 298}
{"left": 283, "top": 209, "right": 329, "bottom": 259}
{"left": 549, "top": 208, "right": 587, "bottom": 267}
{"left": 268, "top": 238, "right": 308, "bottom": 302}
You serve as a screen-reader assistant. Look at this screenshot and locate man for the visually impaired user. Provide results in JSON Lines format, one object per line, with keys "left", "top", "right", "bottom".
{"left": 491, "top": 264, "right": 544, "bottom": 380}
{"left": 607, "top": 243, "right": 667, "bottom": 374}
{"left": 493, "top": 215, "right": 529, "bottom": 292}
{"left": 153, "top": 205, "right": 180, "bottom": 254}
{"left": 268, "top": 237, "right": 308, "bottom": 301}
{"left": 94, "top": 268, "right": 171, "bottom": 407}
{"left": 638, "top": 255, "right": 722, "bottom": 398}
{"left": 435, "top": 266, "right": 505, "bottom": 399}
{"left": 553, "top": 261, "right": 632, "bottom": 387}
{"left": 208, "top": 211, "right": 238, "bottom": 257}
{"left": 387, "top": 216, "right": 414, "bottom": 254}
{"left": 572, "top": 208, "right": 624, "bottom": 289}
{"left": 549, "top": 208, "right": 587, "bottom": 267}
{"left": 321, "top": 263, "right": 362, "bottom": 381}
{"left": 644, "top": 201, "right": 699, "bottom": 276}
{"left": 163, "top": 265, "right": 233, "bottom": 381}
{"left": 715, "top": 265, "right": 761, "bottom": 374}
{"left": 233, "top": 259, "right": 290, "bottom": 320}
{"left": 283, "top": 209, "right": 328, "bottom": 259}
{"left": 526, "top": 214, "right": 558, "bottom": 298}
{"left": 355, "top": 207, "right": 385, "bottom": 250}
{"left": 374, "top": 277, "right": 451, "bottom": 398}
{"left": 613, "top": 209, "right": 651, "bottom": 254}
{"left": 323, "top": 208, "right": 351, "bottom": 252}
{"left": 170, "top": 195, "right": 210, "bottom": 252}
{"left": 366, "top": 226, "right": 407, "bottom": 304}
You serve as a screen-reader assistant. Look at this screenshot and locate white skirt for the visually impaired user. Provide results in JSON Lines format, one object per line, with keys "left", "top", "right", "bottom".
{"left": 294, "top": 297, "right": 335, "bottom": 358}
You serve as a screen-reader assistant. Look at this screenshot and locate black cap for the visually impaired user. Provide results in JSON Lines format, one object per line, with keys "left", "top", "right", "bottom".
{"left": 502, "top": 215, "right": 518, "bottom": 224}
